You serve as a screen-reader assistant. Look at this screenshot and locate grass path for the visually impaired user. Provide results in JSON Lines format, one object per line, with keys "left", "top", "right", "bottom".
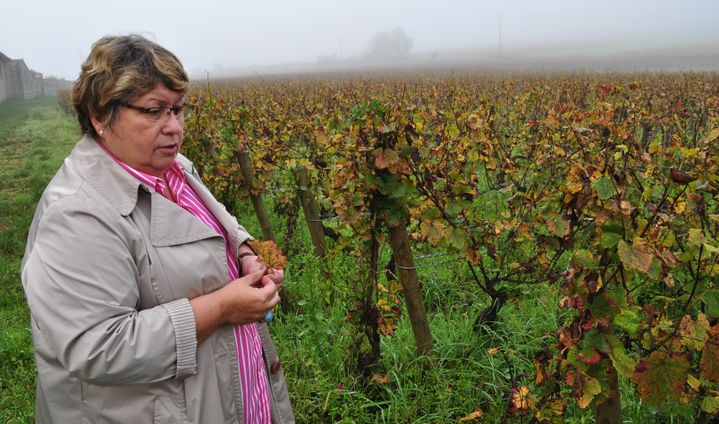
{"left": 0, "top": 97, "right": 78, "bottom": 423}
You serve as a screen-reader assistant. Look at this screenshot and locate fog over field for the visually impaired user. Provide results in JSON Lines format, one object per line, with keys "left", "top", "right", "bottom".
{"left": 1, "top": 0, "right": 718, "bottom": 80}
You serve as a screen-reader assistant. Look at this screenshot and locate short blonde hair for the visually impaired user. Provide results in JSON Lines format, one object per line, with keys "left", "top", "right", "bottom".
{"left": 72, "top": 34, "right": 189, "bottom": 136}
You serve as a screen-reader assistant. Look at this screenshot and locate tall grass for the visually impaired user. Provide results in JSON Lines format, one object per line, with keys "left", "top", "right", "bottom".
{"left": 0, "top": 97, "right": 78, "bottom": 424}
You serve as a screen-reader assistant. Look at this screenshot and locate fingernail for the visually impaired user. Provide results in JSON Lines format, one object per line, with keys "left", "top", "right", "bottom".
{"left": 264, "top": 311, "right": 274, "bottom": 322}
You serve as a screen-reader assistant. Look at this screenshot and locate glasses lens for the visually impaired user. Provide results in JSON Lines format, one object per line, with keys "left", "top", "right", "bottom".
{"left": 146, "top": 108, "right": 165, "bottom": 122}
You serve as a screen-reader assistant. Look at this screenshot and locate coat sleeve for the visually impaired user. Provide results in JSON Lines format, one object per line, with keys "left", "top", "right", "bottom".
{"left": 22, "top": 195, "right": 197, "bottom": 384}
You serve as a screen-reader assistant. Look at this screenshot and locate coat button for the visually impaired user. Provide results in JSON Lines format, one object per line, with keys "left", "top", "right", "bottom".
{"left": 270, "top": 360, "right": 282, "bottom": 374}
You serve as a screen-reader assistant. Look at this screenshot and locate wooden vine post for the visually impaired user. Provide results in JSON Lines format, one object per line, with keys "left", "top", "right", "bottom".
{"left": 294, "top": 166, "right": 327, "bottom": 260}
{"left": 594, "top": 367, "right": 621, "bottom": 424}
{"left": 238, "top": 148, "right": 275, "bottom": 242}
{"left": 384, "top": 218, "right": 434, "bottom": 356}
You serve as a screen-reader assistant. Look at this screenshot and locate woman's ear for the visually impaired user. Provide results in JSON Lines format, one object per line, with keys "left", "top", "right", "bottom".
{"left": 89, "top": 115, "right": 105, "bottom": 136}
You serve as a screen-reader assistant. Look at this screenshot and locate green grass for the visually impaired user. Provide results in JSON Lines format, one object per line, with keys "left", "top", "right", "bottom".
{"left": 0, "top": 97, "right": 78, "bottom": 424}
{"left": 233, "top": 194, "right": 570, "bottom": 422}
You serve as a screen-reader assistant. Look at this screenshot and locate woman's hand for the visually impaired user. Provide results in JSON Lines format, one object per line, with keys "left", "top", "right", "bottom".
{"left": 220, "top": 269, "right": 280, "bottom": 324}
{"left": 190, "top": 269, "right": 280, "bottom": 343}
{"left": 241, "top": 255, "right": 284, "bottom": 285}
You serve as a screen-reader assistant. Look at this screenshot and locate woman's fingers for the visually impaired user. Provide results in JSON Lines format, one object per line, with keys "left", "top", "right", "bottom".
{"left": 242, "top": 269, "right": 266, "bottom": 284}
{"left": 265, "top": 268, "right": 284, "bottom": 284}
{"left": 218, "top": 270, "right": 280, "bottom": 324}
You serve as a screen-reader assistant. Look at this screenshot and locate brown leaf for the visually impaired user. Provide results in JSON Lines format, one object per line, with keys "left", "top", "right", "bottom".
{"left": 670, "top": 169, "right": 695, "bottom": 185}
{"left": 247, "top": 239, "right": 287, "bottom": 270}
{"left": 370, "top": 374, "right": 390, "bottom": 385}
{"left": 374, "top": 148, "right": 399, "bottom": 170}
{"left": 617, "top": 239, "right": 654, "bottom": 274}
{"left": 700, "top": 325, "right": 719, "bottom": 381}
{"left": 632, "top": 351, "right": 690, "bottom": 405}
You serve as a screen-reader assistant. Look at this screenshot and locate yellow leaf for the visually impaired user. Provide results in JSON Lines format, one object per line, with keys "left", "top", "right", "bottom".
{"left": 565, "top": 165, "right": 585, "bottom": 194}
{"left": 707, "top": 128, "right": 719, "bottom": 143}
{"left": 679, "top": 313, "right": 710, "bottom": 351}
{"left": 487, "top": 347, "right": 500, "bottom": 356}
{"left": 617, "top": 239, "right": 654, "bottom": 274}
{"left": 458, "top": 410, "right": 484, "bottom": 422}
{"left": 674, "top": 200, "right": 686, "bottom": 214}
{"left": 512, "top": 385, "right": 534, "bottom": 410}
{"left": 687, "top": 374, "right": 702, "bottom": 391}
{"left": 534, "top": 359, "right": 546, "bottom": 386}
{"left": 702, "top": 396, "right": 719, "bottom": 413}
{"left": 577, "top": 376, "right": 602, "bottom": 409}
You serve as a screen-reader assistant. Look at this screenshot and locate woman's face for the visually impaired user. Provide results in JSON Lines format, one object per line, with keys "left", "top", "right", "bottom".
{"left": 93, "top": 83, "right": 185, "bottom": 178}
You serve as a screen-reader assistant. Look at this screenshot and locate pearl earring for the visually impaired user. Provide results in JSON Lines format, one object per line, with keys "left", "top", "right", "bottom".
{"left": 98, "top": 129, "right": 104, "bottom": 136}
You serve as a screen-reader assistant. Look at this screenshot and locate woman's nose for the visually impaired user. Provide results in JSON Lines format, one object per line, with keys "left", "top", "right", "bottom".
{"left": 162, "top": 111, "right": 184, "bottom": 133}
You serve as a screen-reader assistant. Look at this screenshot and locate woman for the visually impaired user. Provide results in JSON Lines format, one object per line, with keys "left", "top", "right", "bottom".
{"left": 21, "top": 34, "right": 294, "bottom": 423}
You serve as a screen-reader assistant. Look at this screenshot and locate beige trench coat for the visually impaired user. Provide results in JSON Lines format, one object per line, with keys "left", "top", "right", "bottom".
{"left": 21, "top": 135, "right": 294, "bottom": 423}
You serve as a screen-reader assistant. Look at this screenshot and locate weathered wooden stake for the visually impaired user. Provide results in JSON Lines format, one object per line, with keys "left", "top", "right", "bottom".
{"left": 594, "top": 365, "right": 622, "bottom": 424}
{"left": 238, "top": 149, "right": 275, "bottom": 242}
{"left": 384, "top": 220, "right": 434, "bottom": 356}
{"left": 294, "top": 166, "right": 326, "bottom": 260}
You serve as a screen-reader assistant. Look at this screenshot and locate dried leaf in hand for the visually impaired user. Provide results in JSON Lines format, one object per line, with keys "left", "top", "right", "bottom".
{"left": 248, "top": 239, "right": 287, "bottom": 270}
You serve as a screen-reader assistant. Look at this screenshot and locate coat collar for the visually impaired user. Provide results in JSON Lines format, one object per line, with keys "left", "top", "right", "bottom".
{"left": 69, "top": 135, "right": 238, "bottom": 248}
{"left": 70, "top": 135, "right": 142, "bottom": 216}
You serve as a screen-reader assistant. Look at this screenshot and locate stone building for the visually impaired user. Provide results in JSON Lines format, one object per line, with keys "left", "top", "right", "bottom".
{"left": 0, "top": 51, "right": 45, "bottom": 102}
{"left": 43, "top": 77, "right": 74, "bottom": 96}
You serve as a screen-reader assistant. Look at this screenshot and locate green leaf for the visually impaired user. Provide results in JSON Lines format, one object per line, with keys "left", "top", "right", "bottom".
{"left": 606, "top": 335, "right": 637, "bottom": 378}
{"left": 382, "top": 203, "right": 408, "bottom": 228}
{"left": 701, "top": 290, "right": 719, "bottom": 318}
{"left": 450, "top": 228, "right": 467, "bottom": 250}
{"left": 613, "top": 308, "right": 642, "bottom": 337}
{"left": 446, "top": 201, "right": 463, "bottom": 216}
{"left": 600, "top": 221, "right": 623, "bottom": 249}
{"left": 648, "top": 258, "right": 663, "bottom": 280}
{"left": 592, "top": 175, "right": 614, "bottom": 200}
{"left": 572, "top": 249, "right": 599, "bottom": 270}
{"left": 688, "top": 228, "right": 705, "bottom": 247}
{"left": 650, "top": 184, "right": 665, "bottom": 200}
{"left": 552, "top": 216, "right": 569, "bottom": 238}
{"left": 704, "top": 243, "right": 719, "bottom": 255}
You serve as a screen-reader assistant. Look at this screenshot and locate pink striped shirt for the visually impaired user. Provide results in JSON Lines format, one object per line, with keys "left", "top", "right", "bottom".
{"left": 97, "top": 142, "right": 271, "bottom": 423}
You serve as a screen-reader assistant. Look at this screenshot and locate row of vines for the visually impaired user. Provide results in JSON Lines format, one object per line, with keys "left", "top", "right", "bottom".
{"left": 180, "top": 72, "right": 719, "bottom": 422}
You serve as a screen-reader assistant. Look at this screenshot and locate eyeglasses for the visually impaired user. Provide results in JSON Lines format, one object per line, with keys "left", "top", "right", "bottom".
{"left": 122, "top": 103, "right": 194, "bottom": 123}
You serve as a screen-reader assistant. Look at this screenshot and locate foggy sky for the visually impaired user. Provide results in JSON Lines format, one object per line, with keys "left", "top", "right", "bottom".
{"left": 1, "top": 0, "right": 718, "bottom": 80}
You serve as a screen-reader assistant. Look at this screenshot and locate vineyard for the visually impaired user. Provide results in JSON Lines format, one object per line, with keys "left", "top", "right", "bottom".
{"left": 176, "top": 71, "right": 719, "bottom": 422}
